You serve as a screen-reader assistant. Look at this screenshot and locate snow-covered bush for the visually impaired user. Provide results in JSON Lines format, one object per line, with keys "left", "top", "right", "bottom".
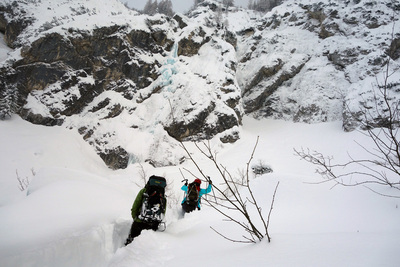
{"left": 252, "top": 160, "right": 273, "bottom": 176}
{"left": 0, "top": 84, "right": 19, "bottom": 120}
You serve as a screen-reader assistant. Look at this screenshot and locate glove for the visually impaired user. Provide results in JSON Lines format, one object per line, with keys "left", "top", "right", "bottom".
{"left": 209, "top": 179, "right": 212, "bottom": 185}
{"left": 185, "top": 181, "right": 188, "bottom": 186}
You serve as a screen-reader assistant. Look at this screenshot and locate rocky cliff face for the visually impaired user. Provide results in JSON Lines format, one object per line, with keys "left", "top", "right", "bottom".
{"left": 235, "top": 0, "right": 400, "bottom": 127}
{"left": 0, "top": 0, "right": 243, "bottom": 169}
{"left": 0, "top": 0, "right": 399, "bottom": 169}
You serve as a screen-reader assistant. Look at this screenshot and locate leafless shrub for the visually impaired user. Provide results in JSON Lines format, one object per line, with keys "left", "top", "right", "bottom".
{"left": 180, "top": 137, "right": 279, "bottom": 243}
{"left": 295, "top": 45, "right": 400, "bottom": 198}
{"left": 134, "top": 163, "right": 148, "bottom": 188}
{"left": 16, "top": 168, "right": 35, "bottom": 192}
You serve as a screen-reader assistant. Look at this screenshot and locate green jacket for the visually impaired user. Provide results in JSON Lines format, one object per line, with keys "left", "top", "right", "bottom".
{"left": 131, "top": 188, "right": 167, "bottom": 223}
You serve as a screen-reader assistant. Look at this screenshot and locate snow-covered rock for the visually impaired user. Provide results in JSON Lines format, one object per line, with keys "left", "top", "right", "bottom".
{"left": 0, "top": 0, "right": 243, "bottom": 169}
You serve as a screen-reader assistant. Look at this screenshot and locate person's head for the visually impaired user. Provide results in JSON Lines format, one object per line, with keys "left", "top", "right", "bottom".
{"left": 194, "top": 178, "right": 201, "bottom": 185}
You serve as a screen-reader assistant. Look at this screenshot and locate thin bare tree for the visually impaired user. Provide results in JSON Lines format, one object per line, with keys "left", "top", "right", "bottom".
{"left": 180, "top": 137, "right": 279, "bottom": 243}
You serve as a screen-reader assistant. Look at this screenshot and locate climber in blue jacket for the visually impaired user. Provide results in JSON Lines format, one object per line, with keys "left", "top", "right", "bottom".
{"left": 181, "top": 178, "right": 212, "bottom": 213}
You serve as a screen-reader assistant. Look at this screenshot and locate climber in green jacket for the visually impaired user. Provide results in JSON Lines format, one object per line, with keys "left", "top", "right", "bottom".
{"left": 125, "top": 175, "right": 167, "bottom": 246}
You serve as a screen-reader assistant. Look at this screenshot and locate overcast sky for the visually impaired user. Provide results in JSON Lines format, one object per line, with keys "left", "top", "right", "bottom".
{"left": 123, "top": 0, "right": 250, "bottom": 14}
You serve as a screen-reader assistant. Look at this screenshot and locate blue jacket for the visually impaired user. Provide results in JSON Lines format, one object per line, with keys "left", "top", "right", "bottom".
{"left": 181, "top": 183, "right": 212, "bottom": 208}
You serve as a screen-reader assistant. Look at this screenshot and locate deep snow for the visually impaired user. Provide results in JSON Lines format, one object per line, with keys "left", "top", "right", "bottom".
{"left": 1, "top": 115, "right": 400, "bottom": 267}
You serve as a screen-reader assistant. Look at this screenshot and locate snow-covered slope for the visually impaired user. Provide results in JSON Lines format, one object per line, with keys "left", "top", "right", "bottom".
{"left": 1, "top": 115, "right": 399, "bottom": 267}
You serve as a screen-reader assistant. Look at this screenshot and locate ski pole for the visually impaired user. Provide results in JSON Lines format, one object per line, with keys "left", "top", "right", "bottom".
{"left": 207, "top": 176, "right": 217, "bottom": 203}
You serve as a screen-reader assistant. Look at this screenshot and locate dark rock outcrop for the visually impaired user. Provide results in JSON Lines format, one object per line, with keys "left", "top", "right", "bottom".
{"left": 389, "top": 38, "right": 400, "bottom": 60}
{"left": 178, "top": 27, "right": 210, "bottom": 56}
{"left": 99, "top": 146, "right": 130, "bottom": 170}
{"left": 243, "top": 57, "right": 309, "bottom": 114}
{"left": 0, "top": 1, "right": 33, "bottom": 47}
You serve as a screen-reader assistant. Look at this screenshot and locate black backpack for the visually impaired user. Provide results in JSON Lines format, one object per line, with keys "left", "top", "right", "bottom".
{"left": 186, "top": 182, "right": 199, "bottom": 205}
{"left": 138, "top": 176, "right": 167, "bottom": 224}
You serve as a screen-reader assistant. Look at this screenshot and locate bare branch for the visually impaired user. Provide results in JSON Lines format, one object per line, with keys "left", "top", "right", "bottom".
{"left": 210, "top": 226, "right": 255, "bottom": 243}
{"left": 180, "top": 138, "right": 278, "bottom": 243}
{"left": 266, "top": 181, "right": 280, "bottom": 242}
{"left": 16, "top": 170, "right": 30, "bottom": 192}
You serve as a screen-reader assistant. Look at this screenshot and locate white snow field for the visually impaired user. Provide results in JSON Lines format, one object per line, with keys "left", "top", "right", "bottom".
{"left": 1, "top": 115, "right": 399, "bottom": 267}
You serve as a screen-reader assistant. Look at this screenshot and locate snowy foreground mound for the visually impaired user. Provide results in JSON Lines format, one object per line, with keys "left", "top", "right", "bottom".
{"left": 1, "top": 116, "right": 399, "bottom": 267}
